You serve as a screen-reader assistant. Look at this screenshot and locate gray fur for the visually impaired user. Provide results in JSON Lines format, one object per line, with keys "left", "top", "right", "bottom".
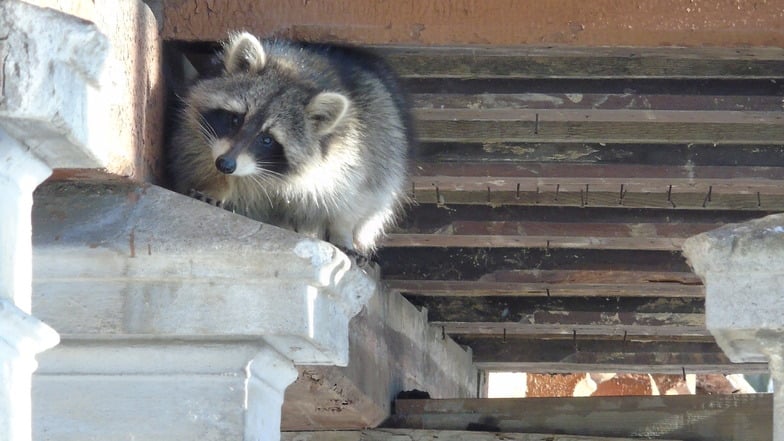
{"left": 169, "top": 32, "right": 410, "bottom": 254}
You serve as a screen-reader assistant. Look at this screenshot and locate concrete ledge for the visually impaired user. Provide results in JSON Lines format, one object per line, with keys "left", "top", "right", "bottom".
{"left": 683, "top": 213, "right": 784, "bottom": 441}
{"left": 0, "top": 1, "right": 107, "bottom": 168}
{"left": 31, "top": 181, "right": 376, "bottom": 440}
{"left": 683, "top": 213, "right": 784, "bottom": 363}
{"left": 32, "top": 182, "right": 374, "bottom": 365}
{"left": 2, "top": 0, "right": 165, "bottom": 182}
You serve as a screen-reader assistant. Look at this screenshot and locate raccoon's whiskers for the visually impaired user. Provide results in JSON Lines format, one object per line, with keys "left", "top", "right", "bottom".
{"left": 195, "top": 112, "right": 218, "bottom": 142}
{"left": 246, "top": 173, "right": 274, "bottom": 207}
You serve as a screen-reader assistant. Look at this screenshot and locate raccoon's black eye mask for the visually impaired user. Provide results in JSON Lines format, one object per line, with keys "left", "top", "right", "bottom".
{"left": 251, "top": 132, "right": 289, "bottom": 174}
{"left": 201, "top": 109, "right": 244, "bottom": 139}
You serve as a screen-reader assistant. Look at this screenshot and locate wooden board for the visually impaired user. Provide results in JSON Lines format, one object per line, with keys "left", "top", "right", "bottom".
{"left": 390, "top": 395, "right": 773, "bottom": 441}
{"left": 395, "top": 205, "right": 768, "bottom": 231}
{"left": 413, "top": 142, "right": 784, "bottom": 166}
{"left": 388, "top": 279, "right": 703, "bottom": 298}
{"left": 386, "top": 221, "right": 721, "bottom": 250}
{"left": 378, "top": 248, "right": 692, "bottom": 281}
{"left": 416, "top": 119, "right": 782, "bottom": 144}
{"left": 409, "top": 162, "right": 784, "bottom": 209}
{"left": 283, "top": 429, "right": 683, "bottom": 441}
{"left": 402, "top": 296, "right": 706, "bottom": 338}
{"left": 456, "top": 336, "right": 767, "bottom": 374}
{"left": 411, "top": 93, "right": 784, "bottom": 112}
{"left": 382, "top": 46, "right": 784, "bottom": 79}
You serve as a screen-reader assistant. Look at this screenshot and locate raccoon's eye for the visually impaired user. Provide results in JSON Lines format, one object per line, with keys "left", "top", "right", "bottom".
{"left": 260, "top": 134, "right": 275, "bottom": 147}
{"left": 252, "top": 133, "right": 282, "bottom": 155}
{"left": 201, "top": 109, "right": 244, "bottom": 138}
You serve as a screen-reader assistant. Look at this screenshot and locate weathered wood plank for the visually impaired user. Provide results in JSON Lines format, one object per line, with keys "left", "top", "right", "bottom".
{"left": 415, "top": 117, "right": 783, "bottom": 143}
{"left": 388, "top": 279, "right": 703, "bottom": 298}
{"left": 413, "top": 142, "right": 784, "bottom": 166}
{"left": 412, "top": 93, "right": 784, "bottom": 112}
{"left": 404, "top": 296, "right": 704, "bottom": 330}
{"left": 390, "top": 395, "right": 773, "bottom": 441}
{"left": 283, "top": 429, "right": 684, "bottom": 441}
{"left": 386, "top": 221, "right": 720, "bottom": 249}
{"left": 380, "top": 46, "right": 784, "bottom": 79}
{"left": 477, "top": 361, "right": 768, "bottom": 375}
{"left": 404, "top": 77, "right": 784, "bottom": 97}
{"left": 412, "top": 188, "right": 784, "bottom": 210}
{"left": 457, "top": 336, "right": 768, "bottom": 374}
{"left": 437, "top": 322, "right": 711, "bottom": 338}
{"left": 412, "top": 163, "right": 784, "bottom": 191}
{"left": 388, "top": 269, "right": 703, "bottom": 297}
{"left": 409, "top": 162, "right": 784, "bottom": 209}
{"left": 396, "top": 205, "right": 769, "bottom": 231}
{"left": 384, "top": 233, "right": 691, "bottom": 250}
{"left": 416, "top": 108, "right": 783, "bottom": 125}
{"left": 378, "top": 248, "right": 692, "bottom": 281}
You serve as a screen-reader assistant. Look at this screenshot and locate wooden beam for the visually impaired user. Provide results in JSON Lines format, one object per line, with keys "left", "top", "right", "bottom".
{"left": 417, "top": 108, "right": 782, "bottom": 125}
{"left": 283, "top": 429, "right": 683, "bottom": 441}
{"left": 412, "top": 163, "right": 784, "bottom": 192}
{"left": 382, "top": 46, "right": 784, "bottom": 79}
{"left": 390, "top": 395, "right": 773, "bottom": 441}
{"left": 411, "top": 93, "right": 784, "bottom": 112}
{"left": 457, "top": 336, "right": 768, "bottom": 374}
{"left": 411, "top": 188, "right": 784, "bottom": 210}
{"left": 395, "top": 205, "right": 769, "bottom": 230}
{"left": 386, "top": 220, "right": 720, "bottom": 250}
{"left": 388, "top": 279, "right": 703, "bottom": 298}
{"left": 439, "top": 323, "right": 710, "bottom": 338}
{"left": 409, "top": 163, "right": 784, "bottom": 209}
{"left": 413, "top": 142, "right": 784, "bottom": 167}
{"left": 384, "top": 233, "right": 691, "bottom": 250}
{"left": 416, "top": 118, "right": 782, "bottom": 144}
{"left": 406, "top": 295, "right": 705, "bottom": 333}
{"left": 378, "top": 248, "right": 692, "bottom": 281}
{"left": 405, "top": 77, "right": 784, "bottom": 96}
{"left": 387, "top": 269, "right": 702, "bottom": 298}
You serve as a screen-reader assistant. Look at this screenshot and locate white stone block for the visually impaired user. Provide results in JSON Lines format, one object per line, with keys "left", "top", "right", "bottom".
{"left": 683, "top": 213, "right": 784, "bottom": 363}
{"left": 31, "top": 182, "right": 376, "bottom": 439}
{"left": 683, "top": 213, "right": 784, "bottom": 441}
{"left": 32, "top": 183, "right": 375, "bottom": 365}
{"left": 35, "top": 342, "right": 297, "bottom": 440}
{"left": 0, "top": 1, "right": 108, "bottom": 168}
{"left": 0, "top": 133, "right": 52, "bottom": 310}
{"left": 1, "top": 300, "right": 59, "bottom": 441}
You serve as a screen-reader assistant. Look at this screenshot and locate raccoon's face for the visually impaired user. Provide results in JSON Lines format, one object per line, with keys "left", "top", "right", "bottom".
{"left": 185, "top": 32, "right": 351, "bottom": 181}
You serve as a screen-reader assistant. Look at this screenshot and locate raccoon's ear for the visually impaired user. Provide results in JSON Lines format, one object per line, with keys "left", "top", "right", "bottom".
{"left": 306, "top": 92, "right": 350, "bottom": 136}
{"left": 224, "top": 32, "right": 266, "bottom": 74}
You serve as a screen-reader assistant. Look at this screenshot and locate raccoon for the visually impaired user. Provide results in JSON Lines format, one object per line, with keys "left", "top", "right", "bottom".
{"left": 169, "top": 32, "right": 411, "bottom": 257}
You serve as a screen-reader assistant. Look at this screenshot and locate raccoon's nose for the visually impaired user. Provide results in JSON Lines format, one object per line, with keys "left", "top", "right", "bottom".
{"left": 215, "top": 156, "right": 237, "bottom": 174}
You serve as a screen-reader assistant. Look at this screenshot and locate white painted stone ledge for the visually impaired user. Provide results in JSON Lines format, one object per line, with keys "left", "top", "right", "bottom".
{"left": 0, "top": 300, "right": 59, "bottom": 441}
{"left": 683, "top": 213, "right": 784, "bottom": 441}
{"left": 31, "top": 182, "right": 377, "bottom": 440}
{"left": 32, "top": 182, "right": 376, "bottom": 366}
{"left": 0, "top": 1, "right": 108, "bottom": 168}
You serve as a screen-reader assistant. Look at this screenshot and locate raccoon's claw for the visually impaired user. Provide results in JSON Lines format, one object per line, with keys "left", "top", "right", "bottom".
{"left": 188, "top": 189, "right": 224, "bottom": 208}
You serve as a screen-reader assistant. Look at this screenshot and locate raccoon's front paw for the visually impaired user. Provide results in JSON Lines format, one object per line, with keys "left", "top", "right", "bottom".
{"left": 341, "top": 247, "right": 369, "bottom": 268}
{"left": 188, "top": 189, "right": 224, "bottom": 208}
